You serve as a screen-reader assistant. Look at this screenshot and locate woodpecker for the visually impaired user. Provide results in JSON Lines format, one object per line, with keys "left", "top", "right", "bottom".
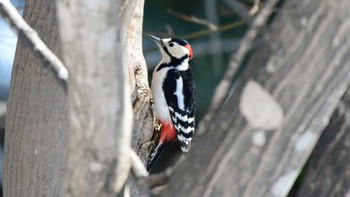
{"left": 147, "top": 35, "right": 195, "bottom": 171}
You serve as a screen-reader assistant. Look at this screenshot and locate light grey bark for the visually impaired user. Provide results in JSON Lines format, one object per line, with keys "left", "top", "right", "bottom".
{"left": 56, "top": 0, "right": 132, "bottom": 196}
{"left": 3, "top": 0, "right": 68, "bottom": 196}
{"left": 161, "top": 0, "right": 350, "bottom": 196}
{"left": 119, "top": 0, "right": 153, "bottom": 161}
{"left": 119, "top": 1, "right": 154, "bottom": 196}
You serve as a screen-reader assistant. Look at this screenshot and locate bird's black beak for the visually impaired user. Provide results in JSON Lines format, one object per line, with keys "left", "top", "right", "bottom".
{"left": 148, "top": 34, "right": 163, "bottom": 45}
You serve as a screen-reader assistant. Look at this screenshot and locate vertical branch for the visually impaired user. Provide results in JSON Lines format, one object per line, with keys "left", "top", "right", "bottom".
{"left": 119, "top": 1, "right": 154, "bottom": 196}
{"left": 120, "top": 0, "right": 153, "bottom": 163}
{"left": 120, "top": 0, "right": 148, "bottom": 98}
{"left": 56, "top": 0, "right": 132, "bottom": 196}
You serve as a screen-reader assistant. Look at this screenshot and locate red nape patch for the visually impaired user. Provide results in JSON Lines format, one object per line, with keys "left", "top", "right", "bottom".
{"left": 185, "top": 44, "right": 193, "bottom": 60}
{"left": 159, "top": 122, "right": 177, "bottom": 143}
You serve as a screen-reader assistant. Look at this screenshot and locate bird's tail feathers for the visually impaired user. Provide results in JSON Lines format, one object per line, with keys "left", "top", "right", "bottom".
{"left": 178, "top": 139, "right": 191, "bottom": 152}
{"left": 146, "top": 142, "right": 167, "bottom": 172}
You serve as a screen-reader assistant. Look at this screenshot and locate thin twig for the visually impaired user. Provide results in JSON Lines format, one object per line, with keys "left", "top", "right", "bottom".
{"left": 182, "top": 0, "right": 259, "bottom": 40}
{"left": 222, "top": 0, "right": 249, "bottom": 18}
{"left": 183, "top": 17, "right": 250, "bottom": 40}
{"left": 167, "top": 9, "right": 218, "bottom": 31}
{"left": 130, "top": 149, "right": 149, "bottom": 177}
{"left": 164, "top": 24, "right": 175, "bottom": 37}
{"left": 197, "top": 0, "right": 279, "bottom": 135}
{"left": 0, "top": 0, "right": 68, "bottom": 89}
{"left": 249, "top": 0, "right": 261, "bottom": 16}
{"left": 129, "top": 149, "right": 173, "bottom": 194}
{"left": 130, "top": 149, "right": 151, "bottom": 197}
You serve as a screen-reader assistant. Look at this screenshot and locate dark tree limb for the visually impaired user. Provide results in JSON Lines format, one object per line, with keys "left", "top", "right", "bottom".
{"left": 293, "top": 88, "right": 350, "bottom": 196}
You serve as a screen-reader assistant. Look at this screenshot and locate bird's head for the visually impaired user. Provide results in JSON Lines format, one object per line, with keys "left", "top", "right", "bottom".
{"left": 148, "top": 35, "right": 193, "bottom": 62}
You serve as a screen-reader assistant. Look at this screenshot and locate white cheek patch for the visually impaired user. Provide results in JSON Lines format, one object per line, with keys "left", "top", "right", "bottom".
{"left": 167, "top": 43, "right": 188, "bottom": 59}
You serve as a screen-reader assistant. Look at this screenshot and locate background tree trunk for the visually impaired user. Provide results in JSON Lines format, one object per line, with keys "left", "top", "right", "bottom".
{"left": 161, "top": 0, "right": 350, "bottom": 196}
{"left": 3, "top": 0, "right": 68, "bottom": 196}
{"left": 292, "top": 87, "right": 350, "bottom": 196}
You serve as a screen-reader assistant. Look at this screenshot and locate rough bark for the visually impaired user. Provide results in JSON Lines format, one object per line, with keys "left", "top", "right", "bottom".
{"left": 119, "top": 0, "right": 153, "bottom": 162}
{"left": 119, "top": 1, "right": 154, "bottom": 196}
{"left": 161, "top": 0, "right": 350, "bottom": 196}
{"left": 56, "top": 0, "right": 132, "bottom": 196}
{"left": 3, "top": 0, "right": 68, "bottom": 196}
{"left": 292, "top": 88, "right": 350, "bottom": 197}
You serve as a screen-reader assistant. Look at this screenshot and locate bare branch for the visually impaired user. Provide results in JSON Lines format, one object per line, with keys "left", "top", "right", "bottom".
{"left": 167, "top": 9, "right": 218, "bottom": 31}
{"left": 129, "top": 149, "right": 151, "bottom": 197}
{"left": 144, "top": 17, "right": 252, "bottom": 41}
{"left": 183, "top": 17, "right": 250, "bottom": 40}
{"left": 249, "top": 0, "right": 261, "bottom": 16}
{"left": 130, "top": 149, "right": 149, "bottom": 178}
{"left": 222, "top": 0, "right": 249, "bottom": 18}
{"left": 197, "top": 0, "right": 279, "bottom": 135}
{"left": 0, "top": 0, "right": 68, "bottom": 88}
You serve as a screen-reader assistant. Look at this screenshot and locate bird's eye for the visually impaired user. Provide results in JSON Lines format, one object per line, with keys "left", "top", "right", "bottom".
{"left": 169, "top": 43, "right": 174, "bottom": 47}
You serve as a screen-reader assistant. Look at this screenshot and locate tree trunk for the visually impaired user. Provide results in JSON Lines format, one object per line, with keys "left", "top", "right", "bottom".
{"left": 119, "top": 0, "right": 153, "bottom": 162}
{"left": 3, "top": 0, "right": 68, "bottom": 196}
{"left": 292, "top": 88, "right": 350, "bottom": 196}
{"left": 56, "top": 0, "right": 132, "bottom": 196}
{"left": 161, "top": 0, "right": 350, "bottom": 196}
{"left": 119, "top": 1, "right": 154, "bottom": 196}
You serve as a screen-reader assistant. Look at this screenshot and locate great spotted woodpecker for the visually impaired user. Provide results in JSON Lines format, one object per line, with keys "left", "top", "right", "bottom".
{"left": 147, "top": 35, "right": 195, "bottom": 171}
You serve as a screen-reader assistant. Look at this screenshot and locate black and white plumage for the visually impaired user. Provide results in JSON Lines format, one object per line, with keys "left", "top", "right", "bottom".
{"left": 147, "top": 35, "right": 195, "bottom": 171}
{"left": 164, "top": 67, "right": 195, "bottom": 151}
